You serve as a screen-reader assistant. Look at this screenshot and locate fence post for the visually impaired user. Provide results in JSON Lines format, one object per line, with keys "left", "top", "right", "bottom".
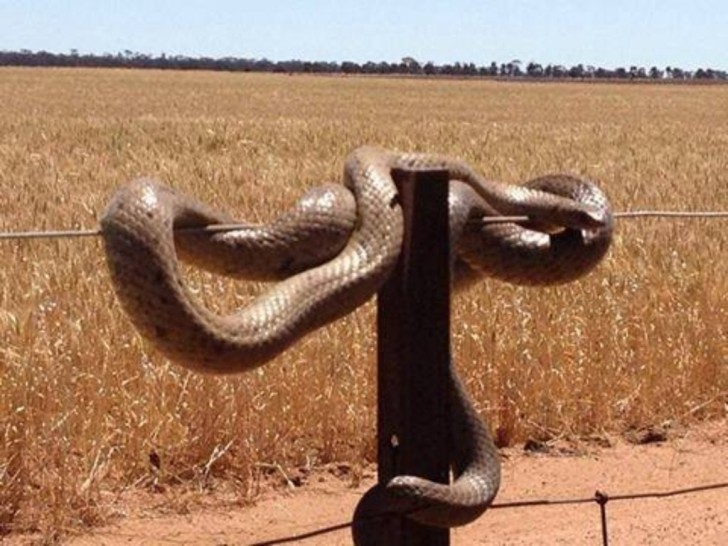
{"left": 373, "top": 167, "right": 452, "bottom": 545}
{"left": 595, "top": 491, "right": 609, "bottom": 546}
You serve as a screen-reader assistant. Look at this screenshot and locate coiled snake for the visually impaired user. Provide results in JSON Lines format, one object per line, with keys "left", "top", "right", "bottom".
{"left": 101, "top": 146, "right": 613, "bottom": 541}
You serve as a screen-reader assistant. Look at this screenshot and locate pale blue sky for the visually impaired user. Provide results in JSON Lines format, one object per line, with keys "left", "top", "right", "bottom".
{"left": 1, "top": 0, "right": 726, "bottom": 69}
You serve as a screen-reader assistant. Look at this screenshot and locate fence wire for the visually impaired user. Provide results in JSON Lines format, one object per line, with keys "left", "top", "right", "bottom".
{"left": 247, "top": 480, "right": 728, "bottom": 546}
{"left": 0, "top": 210, "right": 726, "bottom": 242}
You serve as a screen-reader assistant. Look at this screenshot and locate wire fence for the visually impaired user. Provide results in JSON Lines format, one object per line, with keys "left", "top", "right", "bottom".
{"left": 0, "top": 209, "right": 726, "bottom": 242}
{"left": 1, "top": 208, "right": 725, "bottom": 545}
{"left": 245, "top": 480, "right": 728, "bottom": 546}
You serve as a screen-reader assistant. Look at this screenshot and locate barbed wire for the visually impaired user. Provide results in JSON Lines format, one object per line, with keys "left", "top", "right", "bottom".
{"left": 0, "top": 210, "right": 726, "bottom": 242}
{"left": 247, "top": 480, "right": 728, "bottom": 546}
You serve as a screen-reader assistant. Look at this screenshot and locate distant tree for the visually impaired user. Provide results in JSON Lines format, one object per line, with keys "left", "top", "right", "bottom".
{"left": 526, "top": 61, "right": 543, "bottom": 77}
{"left": 464, "top": 62, "right": 478, "bottom": 75}
{"left": 401, "top": 56, "right": 421, "bottom": 73}
{"left": 552, "top": 65, "right": 567, "bottom": 78}
{"left": 360, "top": 61, "right": 377, "bottom": 74}
{"left": 500, "top": 60, "right": 521, "bottom": 77}
{"left": 380, "top": 62, "right": 395, "bottom": 73}
{"left": 2, "top": 48, "right": 726, "bottom": 82}
{"left": 694, "top": 68, "right": 715, "bottom": 79}
{"left": 423, "top": 61, "right": 437, "bottom": 75}
{"left": 568, "top": 64, "right": 585, "bottom": 79}
{"left": 341, "top": 61, "right": 360, "bottom": 74}
{"left": 670, "top": 67, "right": 686, "bottom": 79}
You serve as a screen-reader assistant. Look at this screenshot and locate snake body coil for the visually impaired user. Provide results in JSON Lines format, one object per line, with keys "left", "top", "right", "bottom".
{"left": 101, "top": 146, "right": 613, "bottom": 538}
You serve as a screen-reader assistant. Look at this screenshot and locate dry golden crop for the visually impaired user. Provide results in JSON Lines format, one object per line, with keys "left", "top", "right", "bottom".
{"left": 0, "top": 68, "right": 726, "bottom": 539}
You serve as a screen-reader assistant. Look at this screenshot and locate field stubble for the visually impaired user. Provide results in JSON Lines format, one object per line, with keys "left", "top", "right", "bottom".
{"left": 0, "top": 68, "right": 725, "bottom": 538}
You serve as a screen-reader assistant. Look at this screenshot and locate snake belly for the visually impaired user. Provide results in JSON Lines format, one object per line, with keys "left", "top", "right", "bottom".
{"left": 101, "top": 146, "right": 613, "bottom": 534}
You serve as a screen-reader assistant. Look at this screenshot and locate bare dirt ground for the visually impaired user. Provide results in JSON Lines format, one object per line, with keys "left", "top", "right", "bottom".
{"left": 12, "top": 420, "right": 728, "bottom": 545}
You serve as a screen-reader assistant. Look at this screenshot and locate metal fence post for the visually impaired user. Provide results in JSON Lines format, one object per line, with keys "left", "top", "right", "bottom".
{"left": 374, "top": 167, "right": 452, "bottom": 545}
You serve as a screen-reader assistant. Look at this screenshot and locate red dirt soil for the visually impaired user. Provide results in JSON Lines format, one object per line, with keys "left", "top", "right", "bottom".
{"left": 12, "top": 420, "right": 728, "bottom": 545}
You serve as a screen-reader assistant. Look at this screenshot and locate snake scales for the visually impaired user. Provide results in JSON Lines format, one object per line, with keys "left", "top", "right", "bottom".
{"left": 101, "top": 146, "right": 613, "bottom": 539}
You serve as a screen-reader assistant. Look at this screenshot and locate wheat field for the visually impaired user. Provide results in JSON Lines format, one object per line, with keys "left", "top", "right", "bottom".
{"left": 0, "top": 68, "right": 726, "bottom": 538}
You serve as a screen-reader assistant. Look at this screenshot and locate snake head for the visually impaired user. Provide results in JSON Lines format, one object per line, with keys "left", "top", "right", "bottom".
{"left": 564, "top": 202, "right": 611, "bottom": 230}
{"left": 520, "top": 174, "right": 614, "bottom": 232}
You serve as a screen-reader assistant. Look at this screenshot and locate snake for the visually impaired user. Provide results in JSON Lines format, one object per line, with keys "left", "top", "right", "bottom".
{"left": 100, "top": 146, "right": 613, "bottom": 540}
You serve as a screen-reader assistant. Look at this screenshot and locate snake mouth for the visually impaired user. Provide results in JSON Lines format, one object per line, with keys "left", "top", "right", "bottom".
{"left": 521, "top": 209, "right": 608, "bottom": 234}
{"left": 575, "top": 205, "right": 611, "bottom": 229}
{"left": 526, "top": 201, "right": 610, "bottom": 232}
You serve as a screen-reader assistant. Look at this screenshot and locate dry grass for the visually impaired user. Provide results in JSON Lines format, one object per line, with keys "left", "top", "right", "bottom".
{"left": 0, "top": 68, "right": 726, "bottom": 539}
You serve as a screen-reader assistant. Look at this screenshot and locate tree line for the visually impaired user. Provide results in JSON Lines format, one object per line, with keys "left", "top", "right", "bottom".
{"left": 1, "top": 49, "right": 726, "bottom": 81}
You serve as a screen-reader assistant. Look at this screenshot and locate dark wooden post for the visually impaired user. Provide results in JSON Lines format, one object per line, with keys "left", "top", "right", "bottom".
{"left": 375, "top": 167, "right": 451, "bottom": 545}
